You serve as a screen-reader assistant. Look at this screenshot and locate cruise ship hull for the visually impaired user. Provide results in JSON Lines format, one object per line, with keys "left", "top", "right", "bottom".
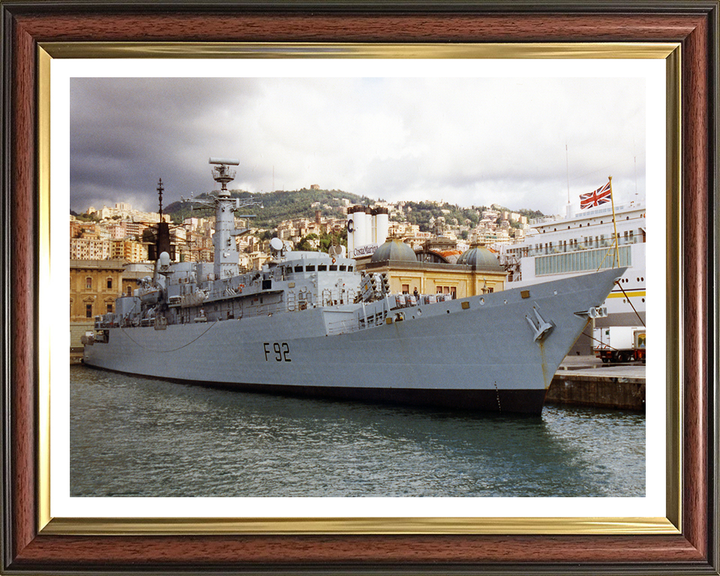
{"left": 84, "top": 268, "right": 622, "bottom": 414}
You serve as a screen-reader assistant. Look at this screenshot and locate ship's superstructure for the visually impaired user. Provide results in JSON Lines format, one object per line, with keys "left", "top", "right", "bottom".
{"left": 83, "top": 159, "right": 624, "bottom": 414}
{"left": 499, "top": 199, "right": 646, "bottom": 328}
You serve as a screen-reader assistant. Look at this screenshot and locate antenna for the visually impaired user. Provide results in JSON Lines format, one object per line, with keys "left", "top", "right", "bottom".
{"left": 270, "top": 237, "right": 284, "bottom": 253}
{"left": 633, "top": 139, "right": 638, "bottom": 197}
{"left": 565, "top": 143, "right": 570, "bottom": 204}
{"left": 157, "top": 178, "right": 164, "bottom": 219}
{"left": 209, "top": 157, "right": 239, "bottom": 196}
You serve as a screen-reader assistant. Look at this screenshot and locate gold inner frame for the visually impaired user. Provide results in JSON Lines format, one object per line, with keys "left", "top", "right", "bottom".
{"left": 36, "top": 42, "right": 682, "bottom": 536}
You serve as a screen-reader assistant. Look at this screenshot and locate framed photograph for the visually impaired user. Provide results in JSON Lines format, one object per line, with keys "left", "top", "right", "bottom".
{"left": 2, "top": 1, "right": 717, "bottom": 573}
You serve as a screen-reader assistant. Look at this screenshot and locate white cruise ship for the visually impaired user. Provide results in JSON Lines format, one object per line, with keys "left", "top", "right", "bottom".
{"left": 498, "top": 199, "right": 646, "bottom": 352}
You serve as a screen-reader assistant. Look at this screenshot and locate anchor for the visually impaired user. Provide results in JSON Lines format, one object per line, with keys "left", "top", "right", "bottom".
{"left": 526, "top": 307, "right": 554, "bottom": 342}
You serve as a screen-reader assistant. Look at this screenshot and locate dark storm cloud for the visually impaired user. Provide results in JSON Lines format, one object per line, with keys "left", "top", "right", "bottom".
{"left": 70, "top": 78, "right": 261, "bottom": 212}
{"left": 70, "top": 74, "right": 648, "bottom": 215}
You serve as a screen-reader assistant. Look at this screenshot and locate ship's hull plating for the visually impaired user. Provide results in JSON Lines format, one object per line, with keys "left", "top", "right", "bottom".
{"left": 84, "top": 268, "right": 622, "bottom": 414}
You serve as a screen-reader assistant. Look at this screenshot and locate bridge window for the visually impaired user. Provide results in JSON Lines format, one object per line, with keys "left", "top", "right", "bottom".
{"left": 535, "top": 245, "right": 632, "bottom": 276}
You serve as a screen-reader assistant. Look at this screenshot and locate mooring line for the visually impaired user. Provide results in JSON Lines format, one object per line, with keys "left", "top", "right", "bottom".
{"left": 614, "top": 280, "right": 646, "bottom": 327}
{"left": 120, "top": 320, "right": 218, "bottom": 353}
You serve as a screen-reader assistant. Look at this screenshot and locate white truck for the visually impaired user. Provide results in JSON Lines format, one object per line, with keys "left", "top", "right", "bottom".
{"left": 593, "top": 326, "right": 646, "bottom": 363}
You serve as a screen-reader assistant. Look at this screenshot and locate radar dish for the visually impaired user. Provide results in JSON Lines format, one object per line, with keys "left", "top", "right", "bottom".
{"left": 270, "top": 237, "right": 284, "bottom": 252}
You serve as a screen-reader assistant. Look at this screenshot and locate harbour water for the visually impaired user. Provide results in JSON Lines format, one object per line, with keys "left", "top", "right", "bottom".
{"left": 70, "top": 364, "right": 645, "bottom": 498}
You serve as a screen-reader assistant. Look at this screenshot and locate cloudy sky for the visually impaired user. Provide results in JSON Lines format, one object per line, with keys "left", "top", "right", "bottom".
{"left": 70, "top": 74, "right": 646, "bottom": 216}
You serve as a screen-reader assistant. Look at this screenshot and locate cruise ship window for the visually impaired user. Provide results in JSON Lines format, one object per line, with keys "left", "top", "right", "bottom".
{"left": 318, "top": 265, "right": 327, "bottom": 272}
{"left": 339, "top": 265, "right": 347, "bottom": 271}
{"left": 294, "top": 265, "right": 303, "bottom": 273}
{"left": 306, "top": 265, "right": 315, "bottom": 272}
{"left": 330, "top": 265, "right": 338, "bottom": 271}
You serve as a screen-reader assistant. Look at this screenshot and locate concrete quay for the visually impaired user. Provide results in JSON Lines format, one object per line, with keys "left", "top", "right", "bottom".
{"left": 547, "top": 356, "right": 646, "bottom": 411}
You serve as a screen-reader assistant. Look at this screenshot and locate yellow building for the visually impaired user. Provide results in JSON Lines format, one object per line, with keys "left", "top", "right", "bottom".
{"left": 113, "top": 239, "right": 148, "bottom": 263}
{"left": 70, "top": 260, "right": 126, "bottom": 321}
{"left": 70, "top": 260, "right": 126, "bottom": 358}
{"left": 69, "top": 237, "right": 112, "bottom": 260}
{"left": 361, "top": 239, "right": 506, "bottom": 298}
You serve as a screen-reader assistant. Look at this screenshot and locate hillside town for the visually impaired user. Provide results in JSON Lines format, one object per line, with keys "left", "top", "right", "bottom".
{"left": 71, "top": 196, "right": 531, "bottom": 267}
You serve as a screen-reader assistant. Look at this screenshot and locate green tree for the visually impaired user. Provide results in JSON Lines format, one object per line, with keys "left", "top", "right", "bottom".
{"left": 296, "top": 233, "right": 319, "bottom": 251}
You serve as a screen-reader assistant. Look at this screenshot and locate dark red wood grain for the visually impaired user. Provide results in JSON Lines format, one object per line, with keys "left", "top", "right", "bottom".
{"left": 9, "top": 534, "right": 707, "bottom": 566}
{"left": 5, "top": 5, "right": 715, "bottom": 572}
{"left": 13, "top": 12, "right": 705, "bottom": 43}
{"left": 11, "top": 20, "right": 38, "bottom": 562}
{"left": 681, "top": 8, "right": 709, "bottom": 560}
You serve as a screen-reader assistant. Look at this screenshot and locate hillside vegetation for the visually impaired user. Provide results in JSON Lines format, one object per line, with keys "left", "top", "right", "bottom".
{"left": 164, "top": 188, "right": 371, "bottom": 228}
{"left": 164, "top": 188, "right": 544, "bottom": 232}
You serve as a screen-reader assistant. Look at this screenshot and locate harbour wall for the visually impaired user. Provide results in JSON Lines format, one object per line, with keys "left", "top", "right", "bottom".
{"left": 547, "top": 364, "right": 645, "bottom": 411}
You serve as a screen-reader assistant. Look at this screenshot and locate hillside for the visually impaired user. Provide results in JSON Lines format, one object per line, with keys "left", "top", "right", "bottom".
{"left": 164, "top": 188, "right": 371, "bottom": 228}
{"left": 164, "top": 188, "right": 544, "bottom": 232}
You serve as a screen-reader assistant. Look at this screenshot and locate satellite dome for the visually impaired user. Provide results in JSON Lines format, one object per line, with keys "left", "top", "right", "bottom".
{"left": 457, "top": 246, "right": 504, "bottom": 271}
{"left": 371, "top": 239, "right": 417, "bottom": 263}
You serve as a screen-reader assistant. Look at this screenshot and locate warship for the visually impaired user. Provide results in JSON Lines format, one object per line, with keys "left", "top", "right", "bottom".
{"left": 83, "top": 158, "right": 623, "bottom": 414}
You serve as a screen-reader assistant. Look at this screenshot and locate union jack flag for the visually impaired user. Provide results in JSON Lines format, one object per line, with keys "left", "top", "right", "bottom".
{"left": 580, "top": 181, "right": 612, "bottom": 209}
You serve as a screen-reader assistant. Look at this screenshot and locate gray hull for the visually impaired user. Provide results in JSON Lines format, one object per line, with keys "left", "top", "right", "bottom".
{"left": 84, "top": 268, "right": 622, "bottom": 414}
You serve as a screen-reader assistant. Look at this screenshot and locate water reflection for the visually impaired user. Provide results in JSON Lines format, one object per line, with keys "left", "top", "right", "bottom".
{"left": 70, "top": 365, "right": 644, "bottom": 498}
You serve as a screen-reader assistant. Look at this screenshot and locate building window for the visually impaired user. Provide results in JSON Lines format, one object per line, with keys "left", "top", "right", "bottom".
{"left": 107, "top": 304, "right": 113, "bottom": 313}
{"left": 535, "top": 245, "right": 632, "bottom": 276}
{"left": 86, "top": 277, "right": 92, "bottom": 290}
{"left": 85, "top": 304, "right": 93, "bottom": 318}
{"left": 107, "top": 278, "right": 113, "bottom": 290}
{"left": 402, "top": 284, "right": 410, "bottom": 294}
{"left": 126, "top": 286, "right": 132, "bottom": 296}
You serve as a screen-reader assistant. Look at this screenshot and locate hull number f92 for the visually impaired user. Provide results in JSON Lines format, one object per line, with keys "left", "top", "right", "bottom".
{"left": 264, "top": 342, "right": 291, "bottom": 362}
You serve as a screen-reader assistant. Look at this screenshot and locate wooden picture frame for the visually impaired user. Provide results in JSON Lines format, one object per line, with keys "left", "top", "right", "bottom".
{"left": 2, "top": 1, "right": 717, "bottom": 573}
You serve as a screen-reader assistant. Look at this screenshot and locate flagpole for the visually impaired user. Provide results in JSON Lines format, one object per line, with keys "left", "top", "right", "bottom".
{"left": 608, "top": 176, "right": 620, "bottom": 267}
